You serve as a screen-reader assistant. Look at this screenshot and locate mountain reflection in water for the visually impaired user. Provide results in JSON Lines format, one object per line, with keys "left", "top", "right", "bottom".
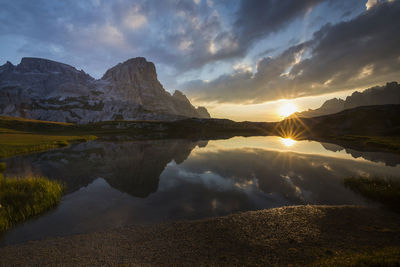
{"left": 2, "top": 136, "right": 400, "bottom": 244}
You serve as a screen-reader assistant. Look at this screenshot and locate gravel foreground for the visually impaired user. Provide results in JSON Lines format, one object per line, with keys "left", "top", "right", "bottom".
{"left": 0, "top": 205, "right": 399, "bottom": 266}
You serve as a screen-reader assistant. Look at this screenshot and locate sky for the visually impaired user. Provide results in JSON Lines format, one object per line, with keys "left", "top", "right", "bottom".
{"left": 1, "top": 0, "right": 399, "bottom": 121}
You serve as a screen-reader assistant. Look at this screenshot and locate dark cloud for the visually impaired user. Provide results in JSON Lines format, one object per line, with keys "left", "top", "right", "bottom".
{"left": 255, "top": 47, "right": 278, "bottom": 59}
{"left": 234, "top": 0, "right": 324, "bottom": 50}
{"left": 184, "top": 1, "right": 400, "bottom": 104}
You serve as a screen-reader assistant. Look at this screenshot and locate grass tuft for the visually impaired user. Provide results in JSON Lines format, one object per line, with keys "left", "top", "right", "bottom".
{"left": 0, "top": 162, "right": 5, "bottom": 173}
{"left": 344, "top": 176, "right": 400, "bottom": 211}
{"left": 332, "top": 135, "right": 400, "bottom": 153}
{"left": 0, "top": 176, "right": 64, "bottom": 232}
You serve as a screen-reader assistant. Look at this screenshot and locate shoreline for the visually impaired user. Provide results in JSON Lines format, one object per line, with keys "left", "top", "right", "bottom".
{"left": 0, "top": 205, "right": 399, "bottom": 266}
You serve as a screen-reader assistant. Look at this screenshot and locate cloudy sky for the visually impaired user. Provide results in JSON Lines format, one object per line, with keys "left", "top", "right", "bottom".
{"left": 1, "top": 0, "right": 399, "bottom": 121}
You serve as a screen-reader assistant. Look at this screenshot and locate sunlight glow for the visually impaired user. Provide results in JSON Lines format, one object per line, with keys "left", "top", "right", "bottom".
{"left": 280, "top": 137, "right": 296, "bottom": 147}
{"left": 278, "top": 102, "right": 298, "bottom": 118}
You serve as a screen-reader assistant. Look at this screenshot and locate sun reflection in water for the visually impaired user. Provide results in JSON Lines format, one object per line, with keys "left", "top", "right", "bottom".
{"left": 280, "top": 137, "right": 296, "bottom": 147}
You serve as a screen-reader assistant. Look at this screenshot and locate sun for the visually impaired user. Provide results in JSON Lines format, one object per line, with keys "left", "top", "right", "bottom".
{"left": 280, "top": 137, "right": 296, "bottom": 147}
{"left": 278, "top": 102, "right": 298, "bottom": 118}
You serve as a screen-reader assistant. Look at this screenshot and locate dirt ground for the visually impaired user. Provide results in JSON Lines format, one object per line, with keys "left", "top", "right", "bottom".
{"left": 0, "top": 205, "right": 399, "bottom": 266}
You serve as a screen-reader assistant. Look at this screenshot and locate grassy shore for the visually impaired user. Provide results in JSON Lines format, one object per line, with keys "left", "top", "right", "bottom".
{"left": 0, "top": 132, "right": 97, "bottom": 159}
{"left": 0, "top": 116, "right": 97, "bottom": 158}
{"left": 332, "top": 135, "right": 400, "bottom": 153}
{"left": 0, "top": 175, "right": 63, "bottom": 233}
{"left": 312, "top": 246, "right": 400, "bottom": 266}
{"left": 344, "top": 176, "right": 400, "bottom": 212}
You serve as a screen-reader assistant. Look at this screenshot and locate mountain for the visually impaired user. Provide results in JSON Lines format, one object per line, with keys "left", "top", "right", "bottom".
{"left": 0, "top": 57, "right": 210, "bottom": 123}
{"left": 305, "top": 104, "right": 400, "bottom": 136}
{"left": 273, "top": 104, "right": 400, "bottom": 155}
{"left": 278, "top": 104, "right": 400, "bottom": 138}
{"left": 294, "top": 82, "right": 400, "bottom": 118}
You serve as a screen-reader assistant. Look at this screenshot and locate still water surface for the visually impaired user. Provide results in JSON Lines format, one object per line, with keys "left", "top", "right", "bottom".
{"left": 2, "top": 136, "right": 400, "bottom": 244}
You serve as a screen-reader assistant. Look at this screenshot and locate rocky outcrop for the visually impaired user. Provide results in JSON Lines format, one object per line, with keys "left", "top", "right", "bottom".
{"left": 294, "top": 98, "right": 345, "bottom": 118}
{"left": 0, "top": 57, "right": 210, "bottom": 123}
{"left": 195, "top": 106, "right": 211, "bottom": 118}
{"left": 294, "top": 82, "right": 400, "bottom": 118}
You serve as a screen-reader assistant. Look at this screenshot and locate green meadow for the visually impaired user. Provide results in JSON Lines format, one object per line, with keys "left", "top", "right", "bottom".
{"left": 0, "top": 132, "right": 97, "bottom": 159}
{"left": 0, "top": 116, "right": 97, "bottom": 159}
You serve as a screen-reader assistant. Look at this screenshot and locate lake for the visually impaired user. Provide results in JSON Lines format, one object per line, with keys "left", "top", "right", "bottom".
{"left": 2, "top": 136, "right": 400, "bottom": 245}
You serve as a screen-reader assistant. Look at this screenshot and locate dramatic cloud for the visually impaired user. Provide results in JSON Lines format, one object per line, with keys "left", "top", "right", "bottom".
{"left": 184, "top": 1, "right": 400, "bottom": 104}
{"left": 0, "top": 0, "right": 237, "bottom": 76}
{"left": 166, "top": 0, "right": 329, "bottom": 70}
{"left": 233, "top": 0, "right": 324, "bottom": 51}
{"left": 0, "top": 0, "right": 346, "bottom": 78}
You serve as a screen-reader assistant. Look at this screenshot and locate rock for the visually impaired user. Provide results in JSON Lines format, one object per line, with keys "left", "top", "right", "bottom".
{"left": 0, "top": 57, "right": 210, "bottom": 123}
{"left": 172, "top": 90, "right": 190, "bottom": 102}
{"left": 196, "top": 107, "right": 211, "bottom": 118}
{"left": 170, "top": 90, "right": 204, "bottom": 118}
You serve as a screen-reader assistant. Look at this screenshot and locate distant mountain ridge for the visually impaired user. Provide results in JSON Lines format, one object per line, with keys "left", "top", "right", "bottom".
{"left": 300, "top": 104, "right": 400, "bottom": 136}
{"left": 294, "top": 82, "right": 400, "bottom": 118}
{"left": 0, "top": 57, "right": 210, "bottom": 123}
{"left": 276, "top": 104, "right": 400, "bottom": 154}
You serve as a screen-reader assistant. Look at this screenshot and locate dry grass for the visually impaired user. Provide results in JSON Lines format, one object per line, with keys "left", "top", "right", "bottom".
{"left": 0, "top": 132, "right": 97, "bottom": 158}
{"left": 0, "top": 116, "right": 98, "bottom": 158}
{"left": 0, "top": 116, "right": 73, "bottom": 125}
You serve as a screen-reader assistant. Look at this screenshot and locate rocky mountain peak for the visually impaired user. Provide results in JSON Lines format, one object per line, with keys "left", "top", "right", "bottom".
{"left": 0, "top": 57, "right": 94, "bottom": 83}
{"left": 320, "top": 98, "right": 345, "bottom": 110}
{"left": 295, "top": 81, "right": 400, "bottom": 118}
{"left": 0, "top": 61, "right": 15, "bottom": 73}
{"left": 5, "top": 61, "right": 14, "bottom": 67}
{"left": 196, "top": 106, "right": 211, "bottom": 118}
{"left": 17, "top": 57, "right": 78, "bottom": 74}
{"left": 172, "top": 90, "right": 190, "bottom": 103}
{"left": 0, "top": 56, "right": 210, "bottom": 122}
{"left": 101, "top": 57, "right": 157, "bottom": 84}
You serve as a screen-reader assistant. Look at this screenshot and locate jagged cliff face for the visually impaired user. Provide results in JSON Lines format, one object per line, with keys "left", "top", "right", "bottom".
{"left": 0, "top": 57, "right": 210, "bottom": 123}
{"left": 295, "top": 82, "right": 400, "bottom": 118}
